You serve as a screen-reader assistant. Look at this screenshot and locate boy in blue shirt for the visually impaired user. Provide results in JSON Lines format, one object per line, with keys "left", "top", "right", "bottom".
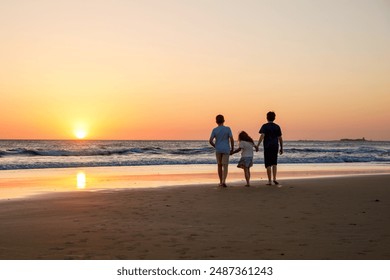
{"left": 209, "top": 115, "right": 234, "bottom": 187}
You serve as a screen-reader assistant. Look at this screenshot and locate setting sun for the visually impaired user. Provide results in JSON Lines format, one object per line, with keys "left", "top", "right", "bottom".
{"left": 74, "top": 129, "right": 87, "bottom": 139}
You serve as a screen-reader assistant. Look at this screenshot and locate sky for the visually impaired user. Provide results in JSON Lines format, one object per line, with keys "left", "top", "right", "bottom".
{"left": 1, "top": 0, "right": 389, "bottom": 140}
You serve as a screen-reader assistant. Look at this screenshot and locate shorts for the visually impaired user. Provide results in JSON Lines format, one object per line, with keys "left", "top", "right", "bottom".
{"left": 216, "top": 152, "right": 229, "bottom": 165}
{"left": 237, "top": 157, "right": 253, "bottom": 169}
{"left": 264, "top": 148, "right": 278, "bottom": 168}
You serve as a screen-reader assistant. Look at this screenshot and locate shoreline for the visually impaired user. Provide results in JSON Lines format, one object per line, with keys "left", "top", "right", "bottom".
{"left": 1, "top": 163, "right": 390, "bottom": 200}
{"left": 0, "top": 173, "right": 389, "bottom": 259}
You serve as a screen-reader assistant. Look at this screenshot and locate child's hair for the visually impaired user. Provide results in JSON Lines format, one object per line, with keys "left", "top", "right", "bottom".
{"left": 216, "top": 114, "right": 225, "bottom": 124}
{"left": 238, "top": 131, "right": 254, "bottom": 144}
{"left": 267, "top": 111, "right": 276, "bottom": 121}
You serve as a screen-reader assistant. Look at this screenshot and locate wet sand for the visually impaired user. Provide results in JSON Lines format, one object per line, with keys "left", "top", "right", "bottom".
{"left": 0, "top": 168, "right": 389, "bottom": 260}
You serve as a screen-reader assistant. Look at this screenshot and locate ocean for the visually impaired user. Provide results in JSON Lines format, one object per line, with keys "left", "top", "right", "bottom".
{"left": 0, "top": 140, "right": 389, "bottom": 171}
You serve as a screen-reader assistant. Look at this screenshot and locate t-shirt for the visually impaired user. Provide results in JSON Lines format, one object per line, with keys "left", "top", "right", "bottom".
{"left": 259, "top": 122, "right": 282, "bottom": 150}
{"left": 210, "top": 125, "right": 233, "bottom": 154}
{"left": 239, "top": 141, "right": 254, "bottom": 157}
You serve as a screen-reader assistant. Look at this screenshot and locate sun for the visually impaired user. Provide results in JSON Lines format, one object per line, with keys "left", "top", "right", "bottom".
{"left": 74, "top": 129, "right": 88, "bottom": 139}
{"left": 73, "top": 123, "right": 89, "bottom": 139}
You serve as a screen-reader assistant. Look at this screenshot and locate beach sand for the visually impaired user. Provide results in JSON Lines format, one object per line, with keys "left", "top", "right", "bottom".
{"left": 0, "top": 165, "right": 389, "bottom": 260}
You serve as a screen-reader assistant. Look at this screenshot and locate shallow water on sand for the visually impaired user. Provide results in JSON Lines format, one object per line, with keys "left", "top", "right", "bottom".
{"left": 0, "top": 163, "right": 389, "bottom": 200}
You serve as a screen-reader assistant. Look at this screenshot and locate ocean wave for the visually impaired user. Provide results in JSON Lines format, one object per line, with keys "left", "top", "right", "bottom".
{"left": 0, "top": 147, "right": 166, "bottom": 157}
{"left": 0, "top": 146, "right": 215, "bottom": 158}
{"left": 1, "top": 140, "right": 389, "bottom": 170}
{"left": 169, "top": 147, "right": 213, "bottom": 155}
{"left": 1, "top": 156, "right": 389, "bottom": 170}
{"left": 286, "top": 147, "right": 387, "bottom": 154}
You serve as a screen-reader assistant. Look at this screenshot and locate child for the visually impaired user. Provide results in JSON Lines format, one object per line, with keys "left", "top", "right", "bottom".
{"left": 231, "top": 131, "right": 258, "bottom": 187}
{"left": 209, "top": 114, "right": 234, "bottom": 187}
{"left": 256, "top": 111, "right": 283, "bottom": 185}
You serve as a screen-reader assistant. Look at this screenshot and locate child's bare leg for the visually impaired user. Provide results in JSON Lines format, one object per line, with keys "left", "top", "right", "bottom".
{"left": 266, "top": 166, "right": 272, "bottom": 185}
{"left": 272, "top": 165, "right": 277, "bottom": 180}
{"left": 222, "top": 164, "right": 229, "bottom": 186}
{"left": 272, "top": 165, "right": 279, "bottom": 184}
{"left": 244, "top": 167, "right": 250, "bottom": 186}
{"left": 217, "top": 164, "right": 223, "bottom": 185}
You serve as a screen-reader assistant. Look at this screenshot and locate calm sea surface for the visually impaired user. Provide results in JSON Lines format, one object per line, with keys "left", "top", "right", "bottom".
{"left": 0, "top": 140, "right": 389, "bottom": 170}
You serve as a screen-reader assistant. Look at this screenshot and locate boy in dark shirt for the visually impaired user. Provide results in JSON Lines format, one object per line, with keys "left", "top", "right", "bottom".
{"left": 256, "top": 111, "right": 283, "bottom": 185}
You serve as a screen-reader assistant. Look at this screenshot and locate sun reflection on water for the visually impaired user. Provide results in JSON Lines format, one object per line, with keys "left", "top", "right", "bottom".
{"left": 76, "top": 171, "right": 87, "bottom": 189}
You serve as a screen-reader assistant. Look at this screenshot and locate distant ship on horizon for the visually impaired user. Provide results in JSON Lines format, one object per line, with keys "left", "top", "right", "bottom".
{"left": 340, "top": 137, "right": 367, "bottom": 142}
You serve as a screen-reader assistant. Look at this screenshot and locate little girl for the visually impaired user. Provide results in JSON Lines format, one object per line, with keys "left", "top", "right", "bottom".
{"left": 231, "top": 131, "right": 258, "bottom": 186}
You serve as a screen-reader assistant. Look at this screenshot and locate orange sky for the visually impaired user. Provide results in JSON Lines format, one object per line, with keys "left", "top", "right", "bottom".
{"left": 1, "top": 0, "right": 389, "bottom": 140}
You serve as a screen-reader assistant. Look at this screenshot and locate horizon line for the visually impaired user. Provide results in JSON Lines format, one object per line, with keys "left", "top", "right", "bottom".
{"left": 0, "top": 138, "right": 388, "bottom": 142}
